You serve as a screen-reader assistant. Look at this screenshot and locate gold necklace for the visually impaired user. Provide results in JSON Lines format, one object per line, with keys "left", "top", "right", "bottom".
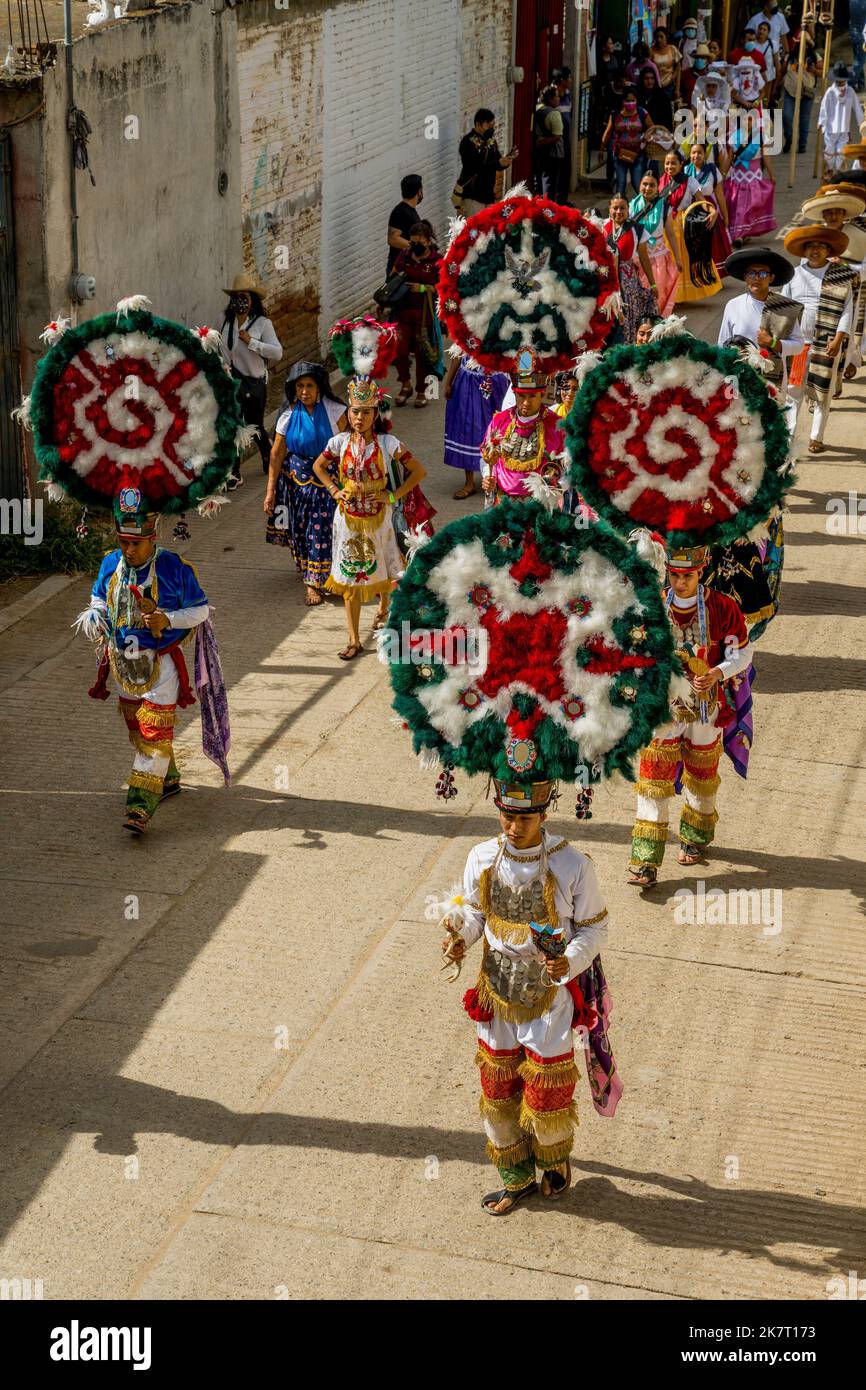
{"left": 499, "top": 835, "right": 568, "bottom": 862}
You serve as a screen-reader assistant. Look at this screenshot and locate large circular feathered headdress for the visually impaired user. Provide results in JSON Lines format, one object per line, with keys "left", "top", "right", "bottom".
{"left": 564, "top": 334, "right": 793, "bottom": 549}
{"left": 15, "top": 297, "right": 248, "bottom": 519}
{"left": 437, "top": 189, "right": 620, "bottom": 375}
{"left": 387, "top": 499, "right": 677, "bottom": 795}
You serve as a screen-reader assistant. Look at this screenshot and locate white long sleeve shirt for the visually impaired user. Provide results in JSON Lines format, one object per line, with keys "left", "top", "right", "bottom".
{"left": 219, "top": 314, "right": 282, "bottom": 379}
{"left": 717, "top": 292, "right": 805, "bottom": 390}
{"left": 459, "top": 832, "right": 609, "bottom": 984}
{"left": 818, "top": 85, "right": 863, "bottom": 138}
{"left": 788, "top": 262, "right": 854, "bottom": 342}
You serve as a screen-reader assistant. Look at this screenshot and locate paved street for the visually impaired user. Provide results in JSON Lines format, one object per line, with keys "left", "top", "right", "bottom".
{"left": 1, "top": 158, "right": 865, "bottom": 1301}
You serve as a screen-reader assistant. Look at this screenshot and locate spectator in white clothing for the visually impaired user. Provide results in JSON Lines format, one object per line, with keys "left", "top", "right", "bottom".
{"left": 220, "top": 273, "right": 283, "bottom": 487}
{"left": 819, "top": 65, "right": 864, "bottom": 177}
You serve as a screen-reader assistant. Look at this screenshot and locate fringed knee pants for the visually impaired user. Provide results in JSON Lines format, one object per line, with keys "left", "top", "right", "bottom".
{"left": 630, "top": 719, "right": 722, "bottom": 869}
{"left": 119, "top": 698, "right": 178, "bottom": 822}
{"left": 476, "top": 987, "right": 578, "bottom": 1191}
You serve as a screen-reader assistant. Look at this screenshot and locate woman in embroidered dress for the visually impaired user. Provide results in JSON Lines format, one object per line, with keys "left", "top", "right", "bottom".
{"left": 480, "top": 351, "right": 565, "bottom": 505}
{"left": 312, "top": 380, "right": 426, "bottom": 661}
{"left": 684, "top": 140, "right": 732, "bottom": 276}
{"left": 264, "top": 362, "right": 346, "bottom": 606}
{"left": 725, "top": 59, "right": 777, "bottom": 244}
{"left": 443, "top": 355, "right": 510, "bottom": 500}
{"left": 605, "top": 194, "right": 658, "bottom": 343}
{"left": 629, "top": 170, "right": 680, "bottom": 317}
{"left": 659, "top": 148, "right": 722, "bottom": 304}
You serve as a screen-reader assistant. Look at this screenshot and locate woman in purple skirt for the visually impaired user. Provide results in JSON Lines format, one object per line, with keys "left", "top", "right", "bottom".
{"left": 443, "top": 356, "right": 510, "bottom": 500}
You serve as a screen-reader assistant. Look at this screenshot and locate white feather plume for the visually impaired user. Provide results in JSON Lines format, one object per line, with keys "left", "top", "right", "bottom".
{"left": 403, "top": 526, "right": 431, "bottom": 562}
{"left": 629, "top": 527, "right": 667, "bottom": 580}
{"left": 72, "top": 605, "right": 108, "bottom": 640}
{"left": 11, "top": 396, "right": 32, "bottom": 431}
{"left": 502, "top": 180, "right": 530, "bottom": 201}
{"left": 193, "top": 326, "right": 222, "bottom": 353}
{"left": 197, "top": 494, "right": 228, "bottom": 519}
{"left": 572, "top": 350, "right": 604, "bottom": 386}
{"left": 423, "top": 884, "right": 467, "bottom": 925}
{"left": 375, "top": 628, "right": 392, "bottom": 664}
{"left": 523, "top": 470, "right": 561, "bottom": 513}
{"left": 116, "top": 294, "right": 152, "bottom": 319}
{"left": 649, "top": 314, "right": 691, "bottom": 341}
{"left": 235, "top": 423, "right": 258, "bottom": 453}
{"left": 446, "top": 215, "right": 467, "bottom": 248}
{"left": 45, "top": 482, "right": 67, "bottom": 503}
{"left": 417, "top": 747, "right": 442, "bottom": 771}
{"left": 39, "top": 318, "right": 70, "bottom": 346}
{"left": 737, "top": 341, "right": 774, "bottom": 376}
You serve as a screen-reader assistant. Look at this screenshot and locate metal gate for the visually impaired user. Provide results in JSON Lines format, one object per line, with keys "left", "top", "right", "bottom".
{"left": 0, "top": 130, "right": 23, "bottom": 500}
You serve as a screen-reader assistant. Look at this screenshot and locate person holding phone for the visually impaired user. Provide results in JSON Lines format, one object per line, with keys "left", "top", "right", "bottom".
{"left": 457, "top": 109, "right": 517, "bottom": 216}
{"left": 219, "top": 274, "right": 282, "bottom": 488}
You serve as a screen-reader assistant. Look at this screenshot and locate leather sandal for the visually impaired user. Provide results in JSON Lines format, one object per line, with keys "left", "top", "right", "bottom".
{"left": 541, "top": 1159, "right": 571, "bottom": 1200}
{"left": 338, "top": 642, "right": 363, "bottom": 661}
{"left": 677, "top": 844, "right": 703, "bottom": 866}
{"left": 414, "top": 394, "right": 427, "bottom": 408}
{"left": 808, "top": 440, "right": 825, "bottom": 454}
{"left": 628, "top": 864, "right": 658, "bottom": 887}
{"left": 122, "top": 811, "right": 149, "bottom": 836}
{"left": 395, "top": 385, "right": 412, "bottom": 406}
{"left": 481, "top": 1180, "right": 538, "bottom": 1215}
{"left": 453, "top": 483, "right": 477, "bottom": 499}
{"left": 305, "top": 588, "right": 325, "bottom": 606}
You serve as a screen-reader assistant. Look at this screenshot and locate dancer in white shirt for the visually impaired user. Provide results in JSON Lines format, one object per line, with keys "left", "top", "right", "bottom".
{"left": 819, "top": 65, "right": 864, "bottom": 176}
{"left": 785, "top": 225, "right": 855, "bottom": 454}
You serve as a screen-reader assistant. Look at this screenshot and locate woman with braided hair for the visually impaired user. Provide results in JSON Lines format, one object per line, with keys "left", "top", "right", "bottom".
{"left": 659, "top": 148, "right": 722, "bottom": 304}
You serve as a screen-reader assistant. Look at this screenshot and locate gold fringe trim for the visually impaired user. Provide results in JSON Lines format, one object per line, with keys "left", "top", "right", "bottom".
{"left": 532, "top": 1136, "right": 576, "bottom": 1166}
{"left": 479, "top": 866, "right": 560, "bottom": 947}
{"left": 641, "top": 742, "right": 682, "bottom": 765}
{"left": 745, "top": 601, "right": 776, "bottom": 625}
{"left": 633, "top": 819, "right": 669, "bottom": 842}
{"left": 636, "top": 778, "right": 676, "bottom": 800}
{"left": 519, "top": 1096, "right": 579, "bottom": 1143}
{"left": 131, "top": 732, "right": 173, "bottom": 758}
{"left": 518, "top": 1055, "right": 579, "bottom": 1090}
{"left": 682, "top": 738, "right": 721, "bottom": 768}
{"left": 485, "top": 1137, "right": 532, "bottom": 1170}
{"left": 573, "top": 907, "right": 608, "bottom": 930}
{"left": 479, "top": 1094, "right": 521, "bottom": 1121}
{"left": 324, "top": 575, "right": 392, "bottom": 602}
{"left": 681, "top": 804, "right": 719, "bottom": 832}
{"left": 128, "top": 771, "right": 165, "bottom": 795}
{"left": 475, "top": 1046, "right": 522, "bottom": 1081}
{"left": 138, "top": 705, "right": 176, "bottom": 730}
{"left": 475, "top": 964, "right": 558, "bottom": 1025}
{"left": 683, "top": 770, "right": 720, "bottom": 798}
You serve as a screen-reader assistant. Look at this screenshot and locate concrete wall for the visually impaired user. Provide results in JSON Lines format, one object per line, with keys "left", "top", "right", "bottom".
{"left": 3, "top": 0, "right": 514, "bottom": 412}
{"left": 237, "top": 0, "right": 324, "bottom": 377}
{"left": 40, "top": 1, "right": 243, "bottom": 332}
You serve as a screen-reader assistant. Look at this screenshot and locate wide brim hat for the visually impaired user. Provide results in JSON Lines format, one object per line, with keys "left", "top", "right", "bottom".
{"left": 832, "top": 61, "right": 850, "bottom": 80}
{"left": 223, "top": 272, "right": 265, "bottom": 298}
{"left": 822, "top": 180, "right": 866, "bottom": 206}
{"left": 784, "top": 223, "right": 849, "bottom": 258}
{"left": 725, "top": 245, "right": 795, "bottom": 285}
{"left": 113, "top": 488, "right": 158, "bottom": 538}
{"left": 842, "top": 143, "right": 866, "bottom": 161}
{"left": 801, "top": 190, "right": 864, "bottom": 220}
{"left": 827, "top": 169, "right": 866, "bottom": 189}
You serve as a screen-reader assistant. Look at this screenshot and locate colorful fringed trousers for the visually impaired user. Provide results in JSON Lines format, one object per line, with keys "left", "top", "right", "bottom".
{"left": 119, "top": 697, "right": 178, "bottom": 824}
{"left": 476, "top": 987, "right": 578, "bottom": 1191}
{"left": 630, "top": 719, "right": 722, "bottom": 869}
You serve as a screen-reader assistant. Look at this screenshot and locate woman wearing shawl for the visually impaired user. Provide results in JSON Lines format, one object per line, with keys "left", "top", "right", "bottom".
{"left": 264, "top": 362, "right": 347, "bottom": 606}
{"left": 685, "top": 141, "right": 733, "bottom": 275}
{"left": 629, "top": 169, "right": 680, "bottom": 316}
{"left": 659, "top": 148, "right": 722, "bottom": 303}
{"left": 605, "top": 194, "right": 658, "bottom": 342}
{"left": 726, "top": 59, "right": 777, "bottom": 243}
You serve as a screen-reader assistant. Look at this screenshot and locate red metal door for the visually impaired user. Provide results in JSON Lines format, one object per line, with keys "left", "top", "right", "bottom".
{"left": 513, "top": 0, "right": 566, "bottom": 185}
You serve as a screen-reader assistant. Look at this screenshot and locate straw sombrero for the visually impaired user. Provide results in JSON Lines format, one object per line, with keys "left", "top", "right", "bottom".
{"left": 783, "top": 223, "right": 849, "bottom": 258}
{"left": 801, "top": 190, "right": 863, "bottom": 220}
{"left": 645, "top": 125, "right": 675, "bottom": 159}
{"left": 842, "top": 144, "right": 866, "bottom": 161}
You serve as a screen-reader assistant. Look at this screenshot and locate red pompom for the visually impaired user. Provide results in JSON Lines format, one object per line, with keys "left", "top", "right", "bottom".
{"left": 463, "top": 987, "right": 493, "bottom": 1023}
